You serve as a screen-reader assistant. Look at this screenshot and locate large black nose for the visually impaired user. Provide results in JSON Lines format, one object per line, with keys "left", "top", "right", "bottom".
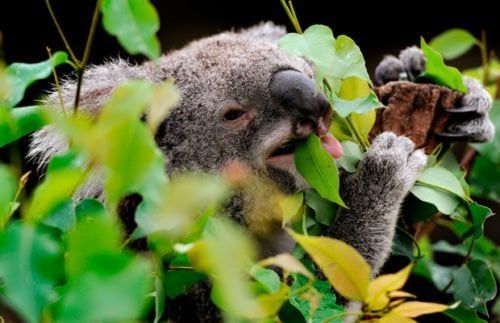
{"left": 269, "top": 70, "right": 330, "bottom": 123}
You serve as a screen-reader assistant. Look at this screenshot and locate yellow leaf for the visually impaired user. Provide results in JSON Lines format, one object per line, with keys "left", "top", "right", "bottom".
{"left": 279, "top": 192, "right": 304, "bottom": 227}
{"left": 148, "top": 80, "right": 181, "bottom": 133}
{"left": 377, "top": 312, "right": 416, "bottom": 323}
{"left": 289, "top": 231, "right": 370, "bottom": 301}
{"left": 254, "top": 283, "right": 290, "bottom": 318}
{"left": 350, "top": 109, "right": 376, "bottom": 145}
{"left": 388, "top": 290, "right": 417, "bottom": 299}
{"left": 258, "top": 253, "right": 314, "bottom": 279}
{"left": 338, "top": 77, "right": 371, "bottom": 100}
{"left": 366, "top": 264, "right": 413, "bottom": 310}
{"left": 391, "top": 301, "right": 449, "bottom": 318}
{"left": 186, "top": 240, "right": 212, "bottom": 272}
{"left": 330, "top": 111, "right": 354, "bottom": 142}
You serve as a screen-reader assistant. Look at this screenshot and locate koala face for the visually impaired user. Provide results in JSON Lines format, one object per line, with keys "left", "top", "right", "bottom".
{"left": 155, "top": 28, "right": 341, "bottom": 194}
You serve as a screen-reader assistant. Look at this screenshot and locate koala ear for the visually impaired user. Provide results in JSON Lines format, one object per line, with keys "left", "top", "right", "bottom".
{"left": 237, "top": 21, "right": 287, "bottom": 43}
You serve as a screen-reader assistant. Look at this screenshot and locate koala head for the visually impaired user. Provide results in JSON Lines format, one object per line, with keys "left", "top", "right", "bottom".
{"left": 154, "top": 23, "right": 342, "bottom": 194}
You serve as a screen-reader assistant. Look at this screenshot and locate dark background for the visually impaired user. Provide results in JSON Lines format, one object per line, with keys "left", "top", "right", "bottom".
{"left": 1, "top": 0, "right": 499, "bottom": 74}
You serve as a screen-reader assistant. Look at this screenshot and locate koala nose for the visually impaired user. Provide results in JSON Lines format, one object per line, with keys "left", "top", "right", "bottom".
{"left": 269, "top": 70, "right": 330, "bottom": 124}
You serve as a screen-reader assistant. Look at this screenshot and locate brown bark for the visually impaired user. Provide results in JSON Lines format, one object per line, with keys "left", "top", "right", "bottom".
{"left": 370, "top": 81, "right": 464, "bottom": 153}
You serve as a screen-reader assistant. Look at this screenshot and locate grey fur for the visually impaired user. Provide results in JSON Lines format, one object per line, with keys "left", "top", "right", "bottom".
{"left": 28, "top": 23, "right": 494, "bottom": 320}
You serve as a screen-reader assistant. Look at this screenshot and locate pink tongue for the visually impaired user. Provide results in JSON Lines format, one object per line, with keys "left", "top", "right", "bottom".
{"left": 320, "top": 133, "right": 344, "bottom": 158}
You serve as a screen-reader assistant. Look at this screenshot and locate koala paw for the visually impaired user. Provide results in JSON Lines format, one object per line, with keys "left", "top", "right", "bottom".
{"left": 361, "top": 132, "right": 427, "bottom": 196}
{"left": 375, "top": 46, "right": 425, "bottom": 85}
{"left": 436, "top": 77, "right": 495, "bottom": 143}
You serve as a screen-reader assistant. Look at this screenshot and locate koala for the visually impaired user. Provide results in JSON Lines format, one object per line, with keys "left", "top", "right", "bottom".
{"left": 28, "top": 22, "right": 494, "bottom": 321}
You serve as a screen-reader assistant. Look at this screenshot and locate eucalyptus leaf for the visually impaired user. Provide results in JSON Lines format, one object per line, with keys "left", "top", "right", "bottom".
{"left": 101, "top": 0, "right": 160, "bottom": 59}
{"left": 410, "top": 184, "right": 461, "bottom": 215}
{"left": 27, "top": 151, "right": 86, "bottom": 222}
{"left": 42, "top": 199, "right": 76, "bottom": 233}
{"left": 461, "top": 202, "right": 493, "bottom": 240}
{"left": 444, "top": 304, "right": 486, "bottom": 323}
{"left": 278, "top": 25, "right": 370, "bottom": 93}
{"left": 420, "top": 38, "right": 467, "bottom": 93}
{"left": 0, "top": 105, "right": 47, "bottom": 147}
{"left": 3, "top": 52, "right": 68, "bottom": 108}
{"left": 332, "top": 91, "right": 381, "bottom": 117}
{"left": 289, "top": 275, "right": 344, "bottom": 323}
{"left": 452, "top": 259, "right": 497, "bottom": 315}
{"left": 429, "top": 29, "right": 478, "bottom": 60}
{"left": 0, "top": 222, "right": 64, "bottom": 323}
{"left": 66, "top": 215, "right": 121, "bottom": 280}
{"left": 336, "top": 141, "right": 362, "bottom": 173}
{"left": 295, "top": 135, "right": 345, "bottom": 207}
{"left": 57, "top": 253, "right": 153, "bottom": 322}
{"left": 305, "top": 189, "right": 338, "bottom": 226}
{"left": 415, "top": 166, "right": 471, "bottom": 203}
{"left": 0, "top": 164, "right": 17, "bottom": 228}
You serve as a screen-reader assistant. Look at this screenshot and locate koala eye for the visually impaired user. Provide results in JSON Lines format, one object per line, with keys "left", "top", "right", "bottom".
{"left": 223, "top": 109, "right": 246, "bottom": 121}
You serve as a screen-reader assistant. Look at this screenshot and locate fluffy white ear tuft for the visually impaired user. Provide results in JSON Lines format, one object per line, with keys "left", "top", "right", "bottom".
{"left": 238, "top": 21, "right": 287, "bottom": 43}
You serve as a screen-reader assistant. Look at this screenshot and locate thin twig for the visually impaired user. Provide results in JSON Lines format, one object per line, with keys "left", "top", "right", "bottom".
{"left": 73, "top": 0, "right": 103, "bottom": 114}
{"left": 287, "top": 0, "right": 302, "bottom": 34}
{"left": 45, "top": 0, "right": 80, "bottom": 64}
{"left": 46, "top": 47, "right": 67, "bottom": 117}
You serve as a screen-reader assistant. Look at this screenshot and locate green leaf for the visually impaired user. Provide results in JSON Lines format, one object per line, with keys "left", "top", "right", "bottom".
{"left": 452, "top": 259, "right": 497, "bottom": 315}
{"left": 410, "top": 185, "right": 461, "bottom": 215}
{"left": 136, "top": 173, "right": 229, "bottom": 237}
{"left": 332, "top": 91, "right": 381, "bottom": 118}
{"left": 429, "top": 29, "right": 478, "bottom": 60}
{"left": 295, "top": 135, "right": 345, "bottom": 207}
{"left": 187, "top": 218, "right": 262, "bottom": 320}
{"left": 75, "top": 199, "right": 108, "bottom": 221}
{"left": 0, "top": 105, "right": 47, "bottom": 147}
{"left": 279, "top": 192, "right": 304, "bottom": 227}
{"left": 305, "top": 189, "right": 338, "bottom": 226}
{"left": 250, "top": 265, "right": 282, "bottom": 294}
{"left": 336, "top": 141, "right": 362, "bottom": 173}
{"left": 392, "top": 227, "right": 417, "bottom": 260}
{"left": 0, "top": 164, "right": 17, "bottom": 228}
{"left": 27, "top": 151, "right": 86, "bottom": 222}
{"left": 42, "top": 198, "right": 76, "bottom": 233}
{"left": 289, "top": 275, "right": 344, "bottom": 323}
{"left": 0, "top": 222, "right": 64, "bottom": 323}
{"left": 415, "top": 166, "right": 471, "bottom": 202}
{"left": 56, "top": 253, "right": 153, "bottom": 322}
{"left": 444, "top": 304, "right": 486, "bottom": 323}
{"left": 3, "top": 52, "right": 68, "bottom": 108}
{"left": 101, "top": 0, "right": 160, "bottom": 59}
{"left": 420, "top": 38, "right": 467, "bottom": 93}
{"left": 469, "top": 155, "right": 500, "bottom": 202}
{"left": 153, "top": 273, "right": 165, "bottom": 323}
{"left": 66, "top": 215, "right": 121, "bottom": 280}
{"left": 461, "top": 202, "right": 493, "bottom": 240}
{"left": 164, "top": 253, "right": 205, "bottom": 299}
{"left": 278, "top": 25, "right": 370, "bottom": 93}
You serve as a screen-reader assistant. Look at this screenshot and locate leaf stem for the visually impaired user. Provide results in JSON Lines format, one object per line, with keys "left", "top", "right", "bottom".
{"left": 279, "top": 0, "right": 302, "bottom": 34}
{"left": 45, "top": 0, "right": 80, "bottom": 65}
{"left": 346, "top": 116, "right": 369, "bottom": 151}
{"left": 73, "top": 0, "right": 102, "bottom": 114}
{"left": 46, "top": 47, "right": 67, "bottom": 117}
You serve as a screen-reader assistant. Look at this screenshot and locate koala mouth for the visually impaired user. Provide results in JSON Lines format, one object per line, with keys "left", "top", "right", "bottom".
{"left": 266, "top": 112, "right": 343, "bottom": 170}
{"left": 269, "top": 139, "right": 301, "bottom": 158}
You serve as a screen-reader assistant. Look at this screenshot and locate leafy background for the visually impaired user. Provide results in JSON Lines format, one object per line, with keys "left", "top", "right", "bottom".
{"left": 1, "top": 0, "right": 499, "bottom": 322}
